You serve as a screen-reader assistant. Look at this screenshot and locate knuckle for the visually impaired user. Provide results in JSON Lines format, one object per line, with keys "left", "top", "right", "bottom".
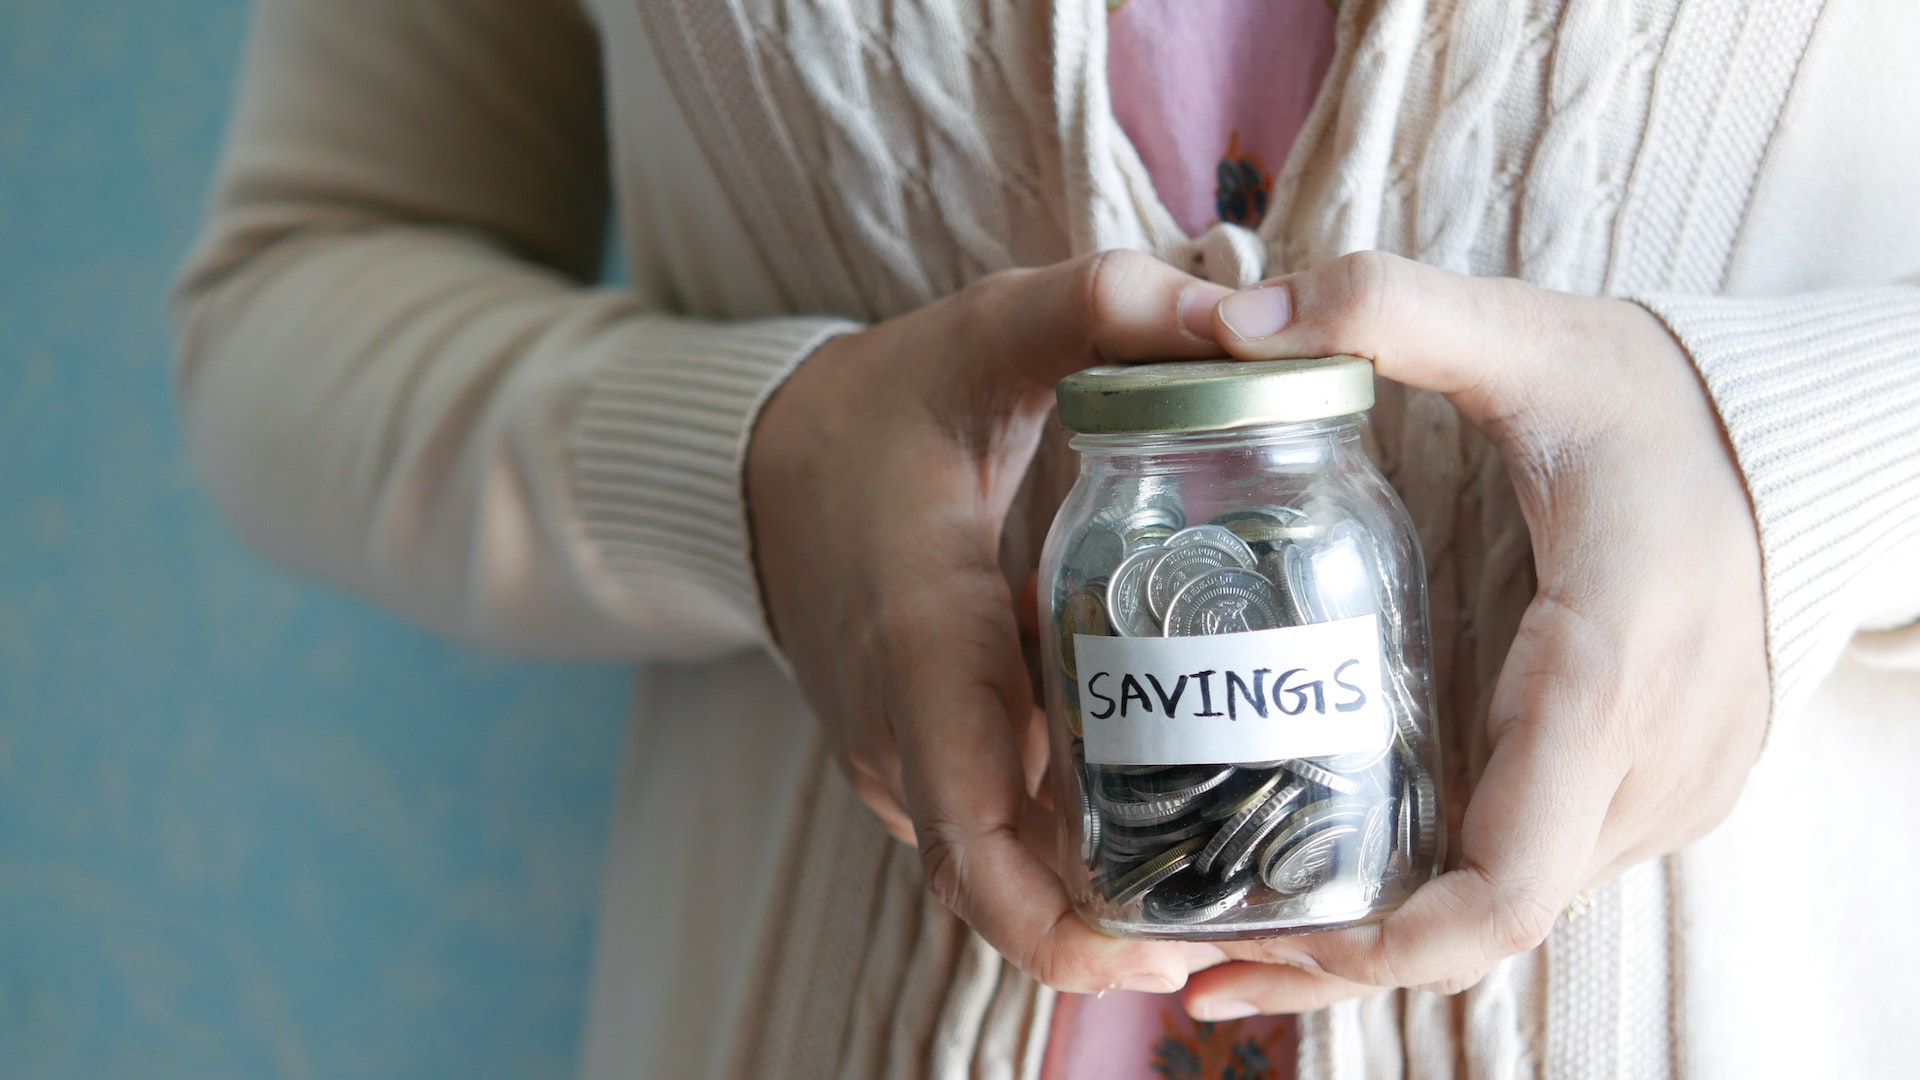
{"left": 1014, "top": 912, "right": 1084, "bottom": 989}
{"left": 1075, "top": 249, "right": 1151, "bottom": 331}
{"left": 1328, "top": 250, "right": 1406, "bottom": 337}
{"left": 1421, "top": 970, "right": 1490, "bottom": 997}
{"left": 916, "top": 819, "right": 970, "bottom": 912}
{"left": 1484, "top": 880, "right": 1562, "bottom": 960}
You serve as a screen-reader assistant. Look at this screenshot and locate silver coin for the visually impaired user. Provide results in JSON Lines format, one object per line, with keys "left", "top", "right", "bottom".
{"left": 1282, "top": 758, "right": 1361, "bottom": 795}
{"left": 1097, "top": 835, "right": 1205, "bottom": 905}
{"left": 1211, "top": 505, "right": 1308, "bottom": 528}
{"left": 1409, "top": 770, "right": 1440, "bottom": 866}
{"left": 1101, "top": 814, "right": 1213, "bottom": 859}
{"left": 1077, "top": 763, "right": 1102, "bottom": 868}
{"left": 1252, "top": 548, "right": 1307, "bottom": 625}
{"left": 1258, "top": 801, "right": 1368, "bottom": 895}
{"left": 1101, "top": 763, "right": 1237, "bottom": 802}
{"left": 1208, "top": 781, "right": 1307, "bottom": 879}
{"left": 1385, "top": 664, "right": 1427, "bottom": 750}
{"left": 1095, "top": 488, "right": 1185, "bottom": 538}
{"left": 1212, "top": 506, "right": 1323, "bottom": 549}
{"left": 1356, "top": 801, "right": 1393, "bottom": 899}
{"left": 1092, "top": 782, "right": 1200, "bottom": 827}
{"left": 1067, "top": 525, "right": 1127, "bottom": 582}
{"left": 1123, "top": 524, "right": 1177, "bottom": 550}
{"left": 1163, "top": 524, "right": 1258, "bottom": 567}
{"left": 1261, "top": 823, "right": 1357, "bottom": 896}
{"left": 1200, "top": 767, "right": 1286, "bottom": 822}
{"left": 1105, "top": 546, "right": 1166, "bottom": 637}
{"left": 1145, "top": 542, "right": 1254, "bottom": 620}
{"left": 1196, "top": 778, "right": 1302, "bottom": 875}
{"left": 1315, "top": 740, "right": 1393, "bottom": 775}
{"left": 1298, "top": 520, "right": 1380, "bottom": 622}
{"left": 1055, "top": 584, "right": 1109, "bottom": 683}
{"left": 1143, "top": 869, "right": 1255, "bottom": 925}
{"left": 1395, "top": 774, "right": 1416, "bottom": 873}
{"left": 1164, "top": 568, "right": 1290, "bottom": 637}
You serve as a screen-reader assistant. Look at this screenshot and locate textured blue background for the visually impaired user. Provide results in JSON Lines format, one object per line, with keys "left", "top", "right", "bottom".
{"left": 0, "top": 3, "right": 633, "bottom": 1077}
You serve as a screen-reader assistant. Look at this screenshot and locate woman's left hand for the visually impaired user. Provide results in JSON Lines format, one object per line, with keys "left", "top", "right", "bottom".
{"left": 1179, "top": 252, "right": 1770, "bottom": 1019}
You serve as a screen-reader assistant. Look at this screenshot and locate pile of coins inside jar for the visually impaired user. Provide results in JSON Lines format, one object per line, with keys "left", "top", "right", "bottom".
{"left": 1054, "top": 478, "right": 1441, "bottom": 932}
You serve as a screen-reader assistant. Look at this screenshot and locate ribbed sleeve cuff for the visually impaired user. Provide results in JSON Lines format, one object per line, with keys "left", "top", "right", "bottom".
{"left": 1634, "top": 287, "right": 1920, "bottom": 726}
{"left": 567, "top": 315, "right": 860, "bottom": 653}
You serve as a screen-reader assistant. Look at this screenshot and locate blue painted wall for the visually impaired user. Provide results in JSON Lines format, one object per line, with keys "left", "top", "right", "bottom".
{"left": 0, "top": 3, "right": 633, "bottom": 1076}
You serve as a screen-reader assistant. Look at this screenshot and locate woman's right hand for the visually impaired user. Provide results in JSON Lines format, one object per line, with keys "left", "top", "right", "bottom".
{"left": 746, "top": 251, "right": 1231, "bottom": 994}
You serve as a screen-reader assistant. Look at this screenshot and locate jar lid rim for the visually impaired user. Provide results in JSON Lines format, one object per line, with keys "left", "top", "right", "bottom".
{"left": 1055, "top": 357, "right": 1375, "bottom": 435}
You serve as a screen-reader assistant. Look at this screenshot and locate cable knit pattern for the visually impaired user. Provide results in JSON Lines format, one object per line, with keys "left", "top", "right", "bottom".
{"left": 1608, "top": 0, "right": 1826, "bottom": 296}
{"left": 1516, "top": 0, "right": 1630, "bottom": 291}
{"left": 636, "top": 0, "right": 1072, "bottom": 319}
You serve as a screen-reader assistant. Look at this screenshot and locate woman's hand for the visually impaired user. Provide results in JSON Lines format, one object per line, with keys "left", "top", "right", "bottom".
{"left": 747, "top": 251, "right": 1231, "bottom": 995}
{"left": 1182, "top": 252, "right": 1770, "bottom": 1018}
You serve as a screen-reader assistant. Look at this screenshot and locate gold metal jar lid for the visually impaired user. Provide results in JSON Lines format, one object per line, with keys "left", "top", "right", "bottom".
{"left": 1054, "top": 356, "right": 1375, "bottom": 435}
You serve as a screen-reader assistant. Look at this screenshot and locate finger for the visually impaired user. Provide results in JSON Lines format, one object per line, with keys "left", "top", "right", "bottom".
{"left": 982, "top": 250, "right": 1233, "bottom": 386}
{"left": 1210, "top": 252, "right": 1626, "bottom": 438}
{"left": 844, "top": 761, "right": 918, "bottom": 846}
{"left": 1245, "top": 600, "right": 1627, "bottom": 993}
{"left": 1184, "top": 960, "right": 1380, "bottom": 1020}
{"left": 885, "top": 539, "right": 1189, "bottom": 995}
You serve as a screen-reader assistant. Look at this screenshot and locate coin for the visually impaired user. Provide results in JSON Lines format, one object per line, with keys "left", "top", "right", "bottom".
{"left": 1315, "top": 740, "right": 1392, "bottom": 775}
{"left": 1213, "top": 507, "right": 1323, "bottom": 552}
{"left": 1261, "top": 822, "right": 1355, "bottom": 895}
{"left": 1100, "top": 763, "right": 1237, "bottom": 802}
{"left": 1163, "top": 524, "right": 1258, "bottom": 567}
{"left": 1092, "top": 782, "right": 1201, "bottom": 828}
{"left": 1123, "top": 524, "right": 1176, "bottom": 549}
{"left": 1258, "top": 801, "right": 1367, "bottom": 895}
{"left": 1207, "top": 780, "right": 1306, "bottom": 879}
{"left": 1145, "top": 541, "right": 1254, "bottom": 620}
{"left": 1356, "top": 802, "right": 1392, "bottom": 899}
{"left": 1105, "top": 546, "right": 1166, "bottom": 637}
{"left": 1211, "top": 506, "right": 1309, "bottom": 532}
{"left": 1164, "top": 568, "right": 1290, "bottom": 637}
{"left": 1409, "top": 770, "right": 1439, "bottom": 866}
{"left": 1143, "top": 868, "right": 1255, "bottom": 925}
{"left": 1299, "top": 520, "right": 1379, "bottom": 622}
{"left": 1283, "top": 757, "right": 1361, "bottom": 795}
{"left": 1078, "top": 769, "right": 1102, "bottom": 867}
{"left": 1199, "top": 767, "right": 1286, "bottom": 822}
{"left": 1056, "top": 584, "right": 1109, "bottom": 682}
{"left": 1196, "top": 776, "right": 1301, "bottom": 875}
{"left": 1252, "top": 548, "right": 1307, "bottom": 625}
{"left": 1067, "top": 525, "right": 1127, "bottom": 582}
{"left": 1384, "top": 664, "right": 1426, "bottom": 750}
{"left": 1097, "top": 835, "right": 1206, "bottom": 906}
{"left": 1101, "top": 814, "right": 1213, "bottom": 858}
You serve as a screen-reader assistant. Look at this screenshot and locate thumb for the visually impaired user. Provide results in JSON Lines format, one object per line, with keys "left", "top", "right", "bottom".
{"left": 1207, "top": 251, "right": 1615, "bottom": 438}
{"left": 984, "top": 250, "right": 1234, "bottom": 386}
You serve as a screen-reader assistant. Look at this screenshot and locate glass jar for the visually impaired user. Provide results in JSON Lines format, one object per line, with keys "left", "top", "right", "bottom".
{"left": 1040, "top": 357, "right": 1444, "bottom": 939}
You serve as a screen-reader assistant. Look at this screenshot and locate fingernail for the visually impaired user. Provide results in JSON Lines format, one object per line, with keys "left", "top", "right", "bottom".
{"left": 1260, "top": 943, "right": 1322, "bottom": 971}
{"left": 1192, "top": 999, "right": 1261, "bottom": 1022}
{"left": 1217, "top": 284, "right": 1292, "bottom": 341}
{"left": 1178, "top": 943, "right": 1229, "bottom": 971}
{"left": 1118, "top": 970, "right": 1182, "bottom": 994}
{"left": 1178, "top": 282, "right": 1234, "bottom": 342}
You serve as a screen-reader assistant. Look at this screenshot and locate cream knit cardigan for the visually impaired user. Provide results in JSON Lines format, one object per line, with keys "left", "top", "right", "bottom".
{"left": 176, "top": 0, "right": 1920, "bottom": 1075}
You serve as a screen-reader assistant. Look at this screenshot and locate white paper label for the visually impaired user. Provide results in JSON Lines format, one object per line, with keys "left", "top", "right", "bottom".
{"left": 1076, "top": 614, "right": 1391, "bottom": 765}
